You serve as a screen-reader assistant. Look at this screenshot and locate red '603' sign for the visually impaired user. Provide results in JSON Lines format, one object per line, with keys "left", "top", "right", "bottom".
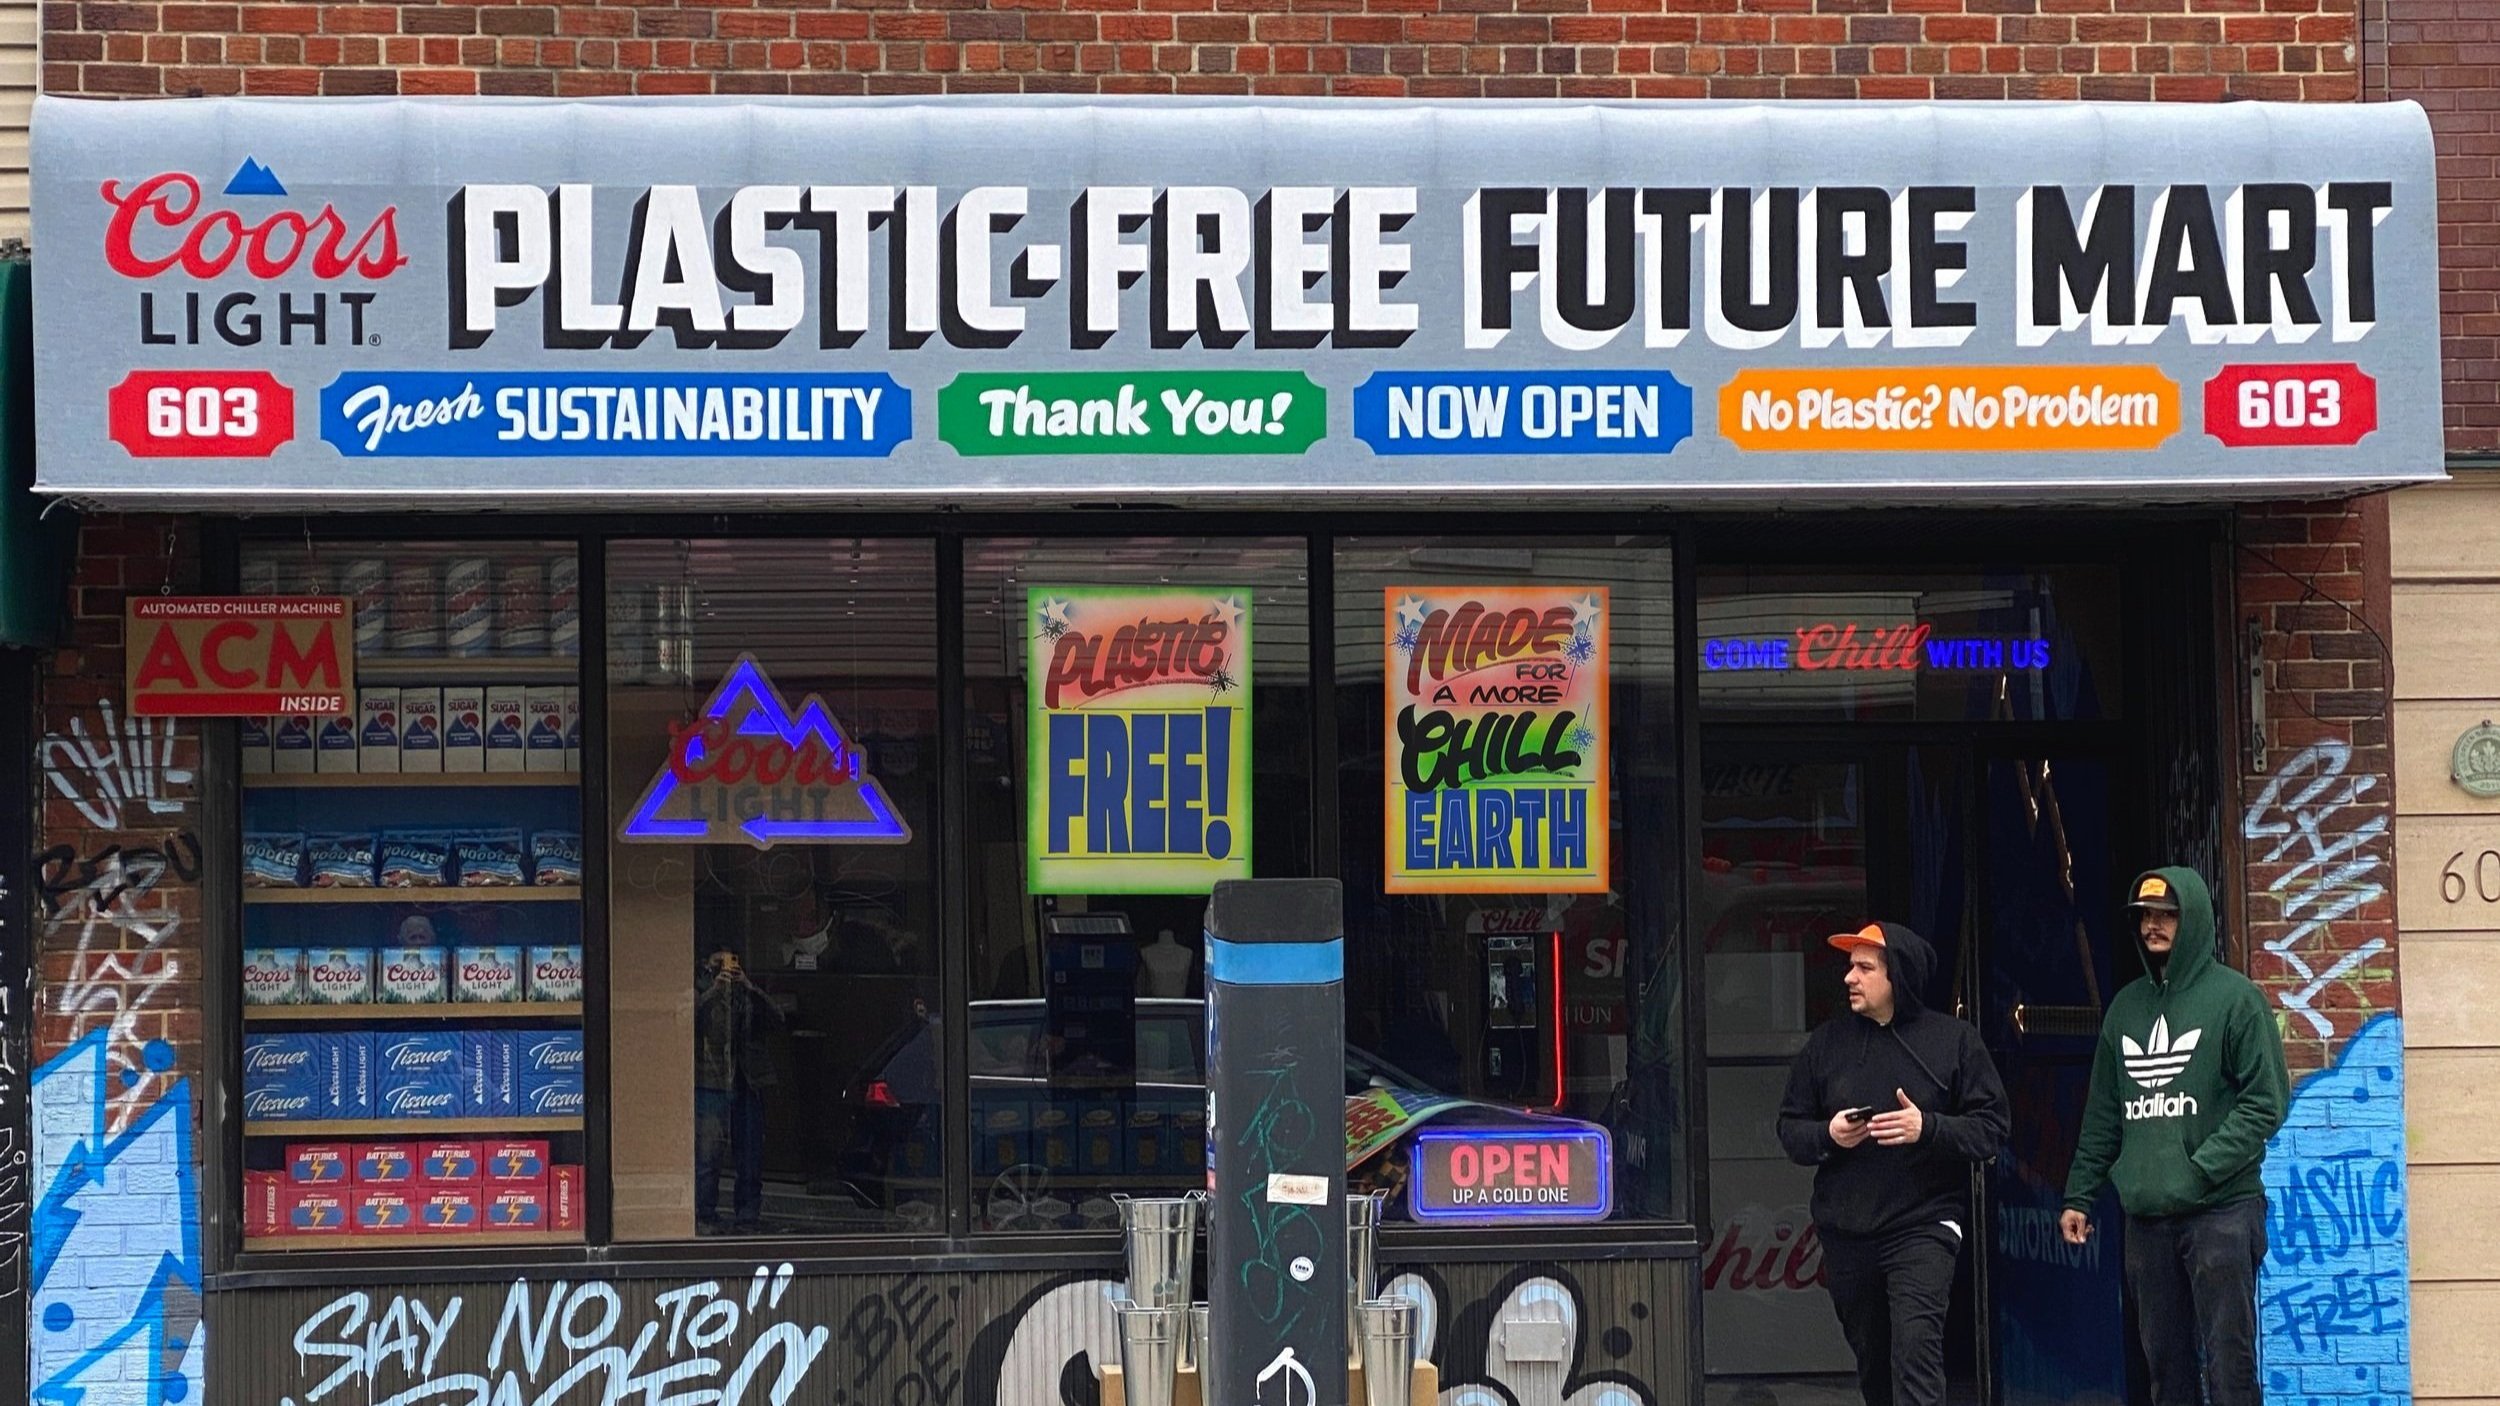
{"left": 2203, "top": 364, "right": 2378, "bottom": 449}
{"left": 108, "top": 370, "right": 295, "bottom": 458}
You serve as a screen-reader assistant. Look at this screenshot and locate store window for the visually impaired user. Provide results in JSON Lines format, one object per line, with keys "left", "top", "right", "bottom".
{"left": 605, "top": 540, "right": 941, "bottom": 1239}
{"left": 237, "top": 539, "right": 587, "bottom": 1249}
{"left": 961, "top": 537, "right": 1312, "bottom": 1232}
{"left": 1697, "top": 568, "right": 2124, "bottom": 723}
{"left": 1334, "top": 537, "right": 1684, "bottom": 1223}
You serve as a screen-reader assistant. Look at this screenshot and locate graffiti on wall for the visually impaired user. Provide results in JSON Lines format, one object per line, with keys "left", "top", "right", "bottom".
{"left": 0, "top": 866, "right": 26, "bottom": 1308}
{"left": 30, "top": 1029, "right": 201, "bottom": 1406}
{"left": 975, "top": 1265, "right": 1657, "bottom": 1406}
{"left": 34, "top": 832, "right": 198, "bottom": 1129}
{"left": 39, "top": 702, "right": 193, "bottom": 832}
{"left": 2260, "top": 1014, "right": 2409, "bottom": 1406}
{"left": 282, "top": 1265, "right": 832, "bottom": 1406}
{"left": 2241, "top": 740, "right": 2390, "bottom": 1041}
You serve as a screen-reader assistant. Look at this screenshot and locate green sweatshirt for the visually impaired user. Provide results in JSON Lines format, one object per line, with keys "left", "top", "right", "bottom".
{"left": 2062, "top": 866, "right": 2290, "bottom": 1219}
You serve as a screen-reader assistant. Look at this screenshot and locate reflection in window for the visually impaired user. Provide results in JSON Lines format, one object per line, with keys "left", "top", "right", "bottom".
{"left": 959, "top": 538, "right": 1311, "bottom": 1232}
{"left": 1697, "top": 569, "right": 2122, "bottom": 723}
{"left": 606, "top": 540, "right": 942, "bottom": 1239}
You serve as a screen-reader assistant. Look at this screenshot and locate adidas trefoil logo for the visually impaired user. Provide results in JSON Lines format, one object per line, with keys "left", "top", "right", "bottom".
{"left": 2121, "top": 1015, "right": 2201, "bottom": 1090}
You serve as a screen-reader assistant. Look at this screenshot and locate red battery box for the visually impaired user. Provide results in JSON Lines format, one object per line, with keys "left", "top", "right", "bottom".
{"left": 419, "top": 1140, "right": 480, "bottom": 1184}
{"left": 552, "top": 1165, "right": 583, "bottom": 1232}
{"left": 418, "top": 1186, "right": 480, "bottom": 1231}
{"left": 243, "top": 1171, "right": 284, "bottom": 1238}
{"left": 354, "top": 1188, "right": 419, "bottom": 1233}
{"left": 287, "top": 1142, "right": 352, "bottom": 1185}
{"left": 481, "top": 1139, "right": 549, "bottom": 1183}
{"left": 484, "top": 1184, "right": 548, "bottom": 1230}
{"left": 354, "top": 1142, "right": 419, "bottom": 1186}
{"left": 282, "top": 1185, "right": 351, "bottom": 1235}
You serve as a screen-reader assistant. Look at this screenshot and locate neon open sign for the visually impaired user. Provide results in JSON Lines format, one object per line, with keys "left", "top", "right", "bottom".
{"left": 1700, "top": 622, "right": 2052, "bottom": 673}
{"left": 1408, "top": 1125, "right": 1612, "bottom": 1224}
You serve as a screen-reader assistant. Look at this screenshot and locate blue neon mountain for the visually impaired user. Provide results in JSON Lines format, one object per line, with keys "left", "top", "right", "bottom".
{"left": 622, "top": 655, "right": 910, "bottom": 848}
{"left": 223, "top": 158, "right": 286, "bottom": 197}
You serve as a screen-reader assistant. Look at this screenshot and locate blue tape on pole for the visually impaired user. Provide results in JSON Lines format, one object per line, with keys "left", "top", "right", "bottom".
{"left": 1206, "top": 936, "right": 1343, "bottom": 986}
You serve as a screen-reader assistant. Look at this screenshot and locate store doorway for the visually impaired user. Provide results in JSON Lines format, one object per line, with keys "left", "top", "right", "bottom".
{"left": 1697, "top": 737, "right": 2138, "bottom": 1406}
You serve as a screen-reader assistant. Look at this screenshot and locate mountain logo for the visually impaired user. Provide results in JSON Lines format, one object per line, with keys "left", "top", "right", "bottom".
{"left": 224, "top": 157, "right": 287, "bottom": 197}
{"left": 2121, "top": 1014, "right": 2201, "bottom": 1090}
{"left": 620, "top": 653, "right": 911, "bottom": 849}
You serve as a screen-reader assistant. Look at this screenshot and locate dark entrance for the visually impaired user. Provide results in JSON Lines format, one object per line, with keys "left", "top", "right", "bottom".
{"left": 1692, "top": 527, "right": 2223, "bottom": 1406}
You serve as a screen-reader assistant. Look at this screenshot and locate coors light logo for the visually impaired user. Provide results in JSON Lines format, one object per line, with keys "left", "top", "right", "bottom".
{"left": 102, "top": 161, "right": 407, "bottom": 281}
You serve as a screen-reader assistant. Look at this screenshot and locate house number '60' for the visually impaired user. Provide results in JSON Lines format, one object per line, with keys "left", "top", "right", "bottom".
{"left": 2441, "top": 850, "right": 2500, "bottom": 904}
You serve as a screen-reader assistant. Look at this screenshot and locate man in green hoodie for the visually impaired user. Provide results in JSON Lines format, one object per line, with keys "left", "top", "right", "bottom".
{"left": 2060, "top": 867, "right": 2289, "bottom": 1406}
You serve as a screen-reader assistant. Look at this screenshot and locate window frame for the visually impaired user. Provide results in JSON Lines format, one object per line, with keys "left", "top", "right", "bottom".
{"left": 201, "top": 509, "right": 1760, "bottom": 1284}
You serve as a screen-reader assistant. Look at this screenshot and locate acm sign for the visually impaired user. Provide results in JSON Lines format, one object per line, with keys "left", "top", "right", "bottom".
{"left": 126, "top": 596, "right": 354, "bottom": 717}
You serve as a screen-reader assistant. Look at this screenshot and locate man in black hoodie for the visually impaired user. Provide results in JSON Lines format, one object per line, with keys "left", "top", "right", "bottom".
{"left": 1777, "top": 922, "right": 2010, "bottom": 1406}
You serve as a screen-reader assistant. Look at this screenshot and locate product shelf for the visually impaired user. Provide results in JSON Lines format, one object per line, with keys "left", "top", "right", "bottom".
{"left": 245, "top": 1117, "right": 584, "bottom": 1137}
{"left": 244, "top": 1230, "right": 585, "bottom": 1252}
{"left": 353, "top": 657, "right": 580, "bottom": 684}
{"left": 243, "top": 773, "right": 581, "bottom": 789}
{"left": 244, "top": 1002, "right": 582, "bottom": 1023}
{"left": 244, "top": 886, "right": 582, "bottom": 905}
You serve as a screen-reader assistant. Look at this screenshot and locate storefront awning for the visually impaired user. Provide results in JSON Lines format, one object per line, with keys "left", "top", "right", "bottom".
{"left": 29, "top": 96, "right": 2443, "bottom": 510}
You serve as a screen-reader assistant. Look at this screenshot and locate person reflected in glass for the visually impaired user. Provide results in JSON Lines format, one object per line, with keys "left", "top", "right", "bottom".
{"left": 694, "top": 941, "right": 779, "bottom": 1234}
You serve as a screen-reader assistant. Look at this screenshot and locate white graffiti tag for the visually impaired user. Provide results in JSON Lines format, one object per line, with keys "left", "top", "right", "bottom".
{"left": 40, "top": 703, "right": 193, "bottom": 830}
{"left": 2241, "top": 740, "right": 2389, "bottom": 1039}
{"left": 283, "top": 1264, "right": 829, "bottom": 1406}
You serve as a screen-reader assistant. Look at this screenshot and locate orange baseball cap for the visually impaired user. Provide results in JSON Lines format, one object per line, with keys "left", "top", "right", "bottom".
{"left": 1827, "top": 923, "right": 1887, "bottom": 954}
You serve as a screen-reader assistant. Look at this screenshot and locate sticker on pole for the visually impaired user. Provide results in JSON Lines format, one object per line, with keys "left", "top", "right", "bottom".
{"left": 1266, "top": 1173, "right": 1329, "bottom": 1206}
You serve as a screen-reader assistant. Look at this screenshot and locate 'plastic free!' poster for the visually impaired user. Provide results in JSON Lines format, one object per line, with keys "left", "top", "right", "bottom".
{"left": 1028, "top": 586, "right": 1252, "bottom": 894}
{"left": 1387, "top": 587, "right": 1609, "bottom": 894}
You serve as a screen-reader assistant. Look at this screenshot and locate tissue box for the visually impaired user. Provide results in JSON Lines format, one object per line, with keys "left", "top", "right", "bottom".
{"left": 399, "top": 688, "right": 444, "bottom": 773}
{"left": 242, "top": 948, "right": 304, "bottom": 1006}
{"left": 330, "top": 1033, "right": 375, "bottom": 1120}
{"left": 286, "top": 1142, "right": 351, "bottom": 1185}
{"left": 512, "top": 1029, "right": 581, "bottom": 1120}
{"left": 419, "top": 1141, "right": 481, "bottom": 1185}
{"left": 243, "top": 1034, "right": 325, "bottom": 1122}
{"left": 376, "top": 1032, "right": 468, "bottom": 1120}
{"left": 358, "top": 688, "right": 402, "bottom": 773}
{"left": 353, "top": 1143, "right": 419, "bottom": 1186}
{"left": 467, "top": 1031, "right": 515, "bottom": 1117}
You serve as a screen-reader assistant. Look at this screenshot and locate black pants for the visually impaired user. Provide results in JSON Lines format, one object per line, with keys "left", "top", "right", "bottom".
{"left": 1822, "top": 1222, "right": 1961, "bottom": 1406}
{"left": 2125, "top": 1199, "right": 2268, "bottom": 1406}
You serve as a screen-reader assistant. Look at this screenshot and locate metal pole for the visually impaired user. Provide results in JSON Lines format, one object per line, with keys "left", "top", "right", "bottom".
{"left": 1204, "top": 879, "right": 1347, "bottom": 1406}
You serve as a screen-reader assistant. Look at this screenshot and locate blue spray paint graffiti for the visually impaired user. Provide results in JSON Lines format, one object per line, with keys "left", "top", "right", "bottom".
{"left": 2260, "top": 1014, "right": 2407, "bottom": 1406}
{"left": 30, "top": 1029, "right": 201, "bottom": 1406}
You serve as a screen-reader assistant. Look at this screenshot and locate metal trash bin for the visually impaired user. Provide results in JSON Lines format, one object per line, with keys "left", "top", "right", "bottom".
{"left": 1116, "top": 1193, "right": 1204, "bottom": 1310}
{"left": 1355, "top": 1298, "right": 1417, "bottom": 1406}
{"left": 1346, "top": 1191, "right": 1386, "bottom": 1350}
{"left": 1116, "top": 1298, "right": 1188, "bottom": 1406}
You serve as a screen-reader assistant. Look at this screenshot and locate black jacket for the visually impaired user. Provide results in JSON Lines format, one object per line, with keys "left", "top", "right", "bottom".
{"left": 1775, "top": 922, "right": 2011, "bottom": 1240}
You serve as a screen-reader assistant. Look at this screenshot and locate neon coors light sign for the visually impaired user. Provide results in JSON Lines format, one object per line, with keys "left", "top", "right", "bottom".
{"left": 621, "top": 654, "right": 911, "bottom": 847}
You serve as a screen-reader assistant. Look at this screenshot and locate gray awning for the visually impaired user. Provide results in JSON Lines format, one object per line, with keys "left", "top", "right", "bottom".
{"left": 31, "top": 96, "right": 2444, "bottom": 510}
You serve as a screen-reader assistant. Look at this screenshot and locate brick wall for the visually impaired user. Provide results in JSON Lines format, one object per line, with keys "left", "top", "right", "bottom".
{"left": 2373, "top": 0, "right": 2500, "bottom": 453}
{"left": 27, "top": 513, "right": 207, "bottom": 1406}
{"left": 2235, "top": 496, "right": 2408, "bottom": 1406}
{"left": 38, "top": 0, "right": 2359, "bottom": 102}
